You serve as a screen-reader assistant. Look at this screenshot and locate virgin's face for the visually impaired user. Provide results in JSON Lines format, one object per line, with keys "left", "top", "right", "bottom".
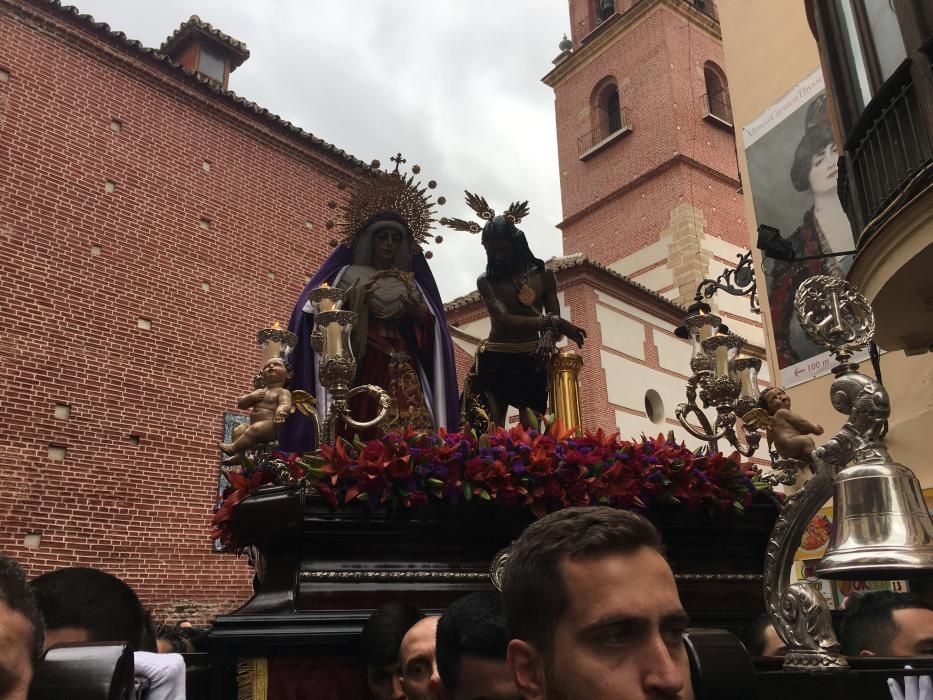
{"left": 808, "top": 142, "right": 838, "bottom": 195}
{"left": 373, "top": 228, "right": 404, "bottom": 267}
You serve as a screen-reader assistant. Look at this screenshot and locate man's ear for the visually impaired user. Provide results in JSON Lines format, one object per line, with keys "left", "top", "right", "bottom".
{"left": 507, "top": 639, "right": 546, "bottom": 700}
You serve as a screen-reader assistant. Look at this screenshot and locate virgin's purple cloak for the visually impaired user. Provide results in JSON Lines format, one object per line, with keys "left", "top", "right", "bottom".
{"left": 278, "top": 245, "right": 460, "bottom": 453}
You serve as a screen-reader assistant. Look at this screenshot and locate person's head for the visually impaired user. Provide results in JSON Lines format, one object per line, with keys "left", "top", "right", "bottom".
{"left": 400, "top": 615, "right": 440, "bottom": 700}
{"left": 503, "top": 507, "right": 692, "bottom": 700}
{"left": 155, "top": 624, "right": 194, "bottom": 654}
{"left": 435, "top": 591, "right": 518, "bottom": 700}
{"left": 30, "top": 567, "right": 155, "bottom": 652}
{"left": 480, "top": 215, "right": 544, "bottom": 280}
{"left": 791, "top": 95, "right": 837, "bottom": 195}
{"left": 354, "top": 214, "right": 413, "bottom": 271}
{"left": 260, "top": 357, "right": 290, "bottom": 387}
{"left": 360, "top": 602, "right": 424, "bottom": 700}
{"left": 0, "top": 556, "right": 44, "bottom": 700}
{"left": 759, "top": 387, "right": 790, "bottom": 414}
{"left": 840, "top": 591, "right": 933, "bottom": 656}
{"left": 741, "top": 615, "right": 787, "bottom": 657}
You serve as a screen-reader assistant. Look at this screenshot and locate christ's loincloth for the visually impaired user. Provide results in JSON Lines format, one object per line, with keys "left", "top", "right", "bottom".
{"left": 476, "top": 340, "right": 547, "bottom": 413}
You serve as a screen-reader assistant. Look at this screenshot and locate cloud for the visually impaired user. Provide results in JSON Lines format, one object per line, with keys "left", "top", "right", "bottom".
{"left": 70, "top": 0, "right": 571, "bottom": 300}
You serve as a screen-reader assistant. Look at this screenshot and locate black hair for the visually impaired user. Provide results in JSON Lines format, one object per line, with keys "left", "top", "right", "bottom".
{"left": 480, "top": 215, "right": 545, "bottom": 279}
{"left": 155, "top": 623, "right": 195, "bottom": 654}
{"left": 359, "top": 602, "right": 424, "bottom": 667}
{"left": 502, "top": 506, "right": 663, "bottom": 655}
{"left": 30, "top": 567, "right": 156, "bottom": 652}
{"left": 436, "top": 591, "right": 509, "bottom": 693}
{"left": 839, "top": 591, "right": 933, "bottom": 655}
{"left": 0, "top": 555, "right": 45, "bottom": 666}
{"left": 740, "top": 615, "right": 775, "bottom": 656}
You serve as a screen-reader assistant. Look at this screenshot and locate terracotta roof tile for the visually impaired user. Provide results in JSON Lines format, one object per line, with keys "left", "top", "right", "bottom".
{"left": 31, "top": 0, "right": 369, "bottom": 171}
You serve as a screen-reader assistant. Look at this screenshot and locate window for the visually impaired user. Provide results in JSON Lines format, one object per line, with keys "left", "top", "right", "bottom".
{"left": 603, "top": 87, "right": 622, "bottom": 134}
{"left": 198, "top": 45, "right": 226, "bottom": 83}
{"left": 578, "top": 77, "right": 631, "bottom": 157}
{"left": 703, "top": 62, "right": 732, "bottom": 125}
{"left": 833, "top": 0, "right": 906, "bottom": 112}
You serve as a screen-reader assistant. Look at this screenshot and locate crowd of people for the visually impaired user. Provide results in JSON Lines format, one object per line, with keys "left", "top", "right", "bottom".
{"left": 3, "top": 506, "right": 933, "bottom": 699}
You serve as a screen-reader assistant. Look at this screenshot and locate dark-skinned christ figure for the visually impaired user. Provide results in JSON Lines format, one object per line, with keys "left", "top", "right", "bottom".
{"left": 441, "top": 194, "right": 585, "bottom": 429}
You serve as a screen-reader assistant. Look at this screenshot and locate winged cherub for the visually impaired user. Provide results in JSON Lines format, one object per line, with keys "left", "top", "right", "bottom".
{"left": 742, "top": 386, "right": 824, "bottom": 462}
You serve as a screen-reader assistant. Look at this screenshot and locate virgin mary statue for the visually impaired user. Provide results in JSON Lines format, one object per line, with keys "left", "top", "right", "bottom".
{"left": 279, "top": 162, "right": 459, "bottom": 452}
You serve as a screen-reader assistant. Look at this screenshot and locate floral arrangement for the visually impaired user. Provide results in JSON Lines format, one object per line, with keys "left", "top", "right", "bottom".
{"left": 211, "top": 420, "right": 770, "bottom": 551}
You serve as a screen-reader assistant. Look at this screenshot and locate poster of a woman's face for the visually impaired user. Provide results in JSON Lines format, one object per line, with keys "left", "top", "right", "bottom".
{"left": 744, "top": 70, "right": 857, "bottom": 387}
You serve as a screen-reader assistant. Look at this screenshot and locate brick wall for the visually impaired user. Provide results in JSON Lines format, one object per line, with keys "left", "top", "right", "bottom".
{"left": 0, "top": 0, "right": 358, "bottom": 621}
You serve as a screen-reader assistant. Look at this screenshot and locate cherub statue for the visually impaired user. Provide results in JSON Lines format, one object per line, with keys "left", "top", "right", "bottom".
{"left": 743, "top": 386, "right": 824, "bottom": 462}
{"left": 218, "top": 357, "right": 302, "bottom": 461}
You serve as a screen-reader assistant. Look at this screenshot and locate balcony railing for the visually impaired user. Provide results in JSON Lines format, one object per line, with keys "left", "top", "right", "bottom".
{"left": 577, "top": 107, "right": 633, "bottom": 158}
{"left": 577, "top": 1, "right": 618, "bottom": 41}
{"left": 702, "top": 92, "right": 733, "bottom": 127}
{"left": 841, "top": 61, "right": 933, "bottom": 238}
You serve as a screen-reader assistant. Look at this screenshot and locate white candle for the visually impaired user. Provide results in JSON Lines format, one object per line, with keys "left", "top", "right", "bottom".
{"left": 715, "top": 345, "right": 729, "bottom": 377}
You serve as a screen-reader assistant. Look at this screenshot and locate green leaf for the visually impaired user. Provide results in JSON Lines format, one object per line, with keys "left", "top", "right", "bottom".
{"left": 426, "top": 478, "right": 444, "bottom": 488}
{"left": 356, "top": 492, "right": 370, "bottom": 501}
{"left": 353, "top": 436, "right": 367, "bottom": 451}
{"left": 478, "top": 489, "right": 492, "bottom": 501}
{"left": 478, "top": 434, "right": 491, "bottom": 449}
{"left": 462, "top": 482, "right": 473, "bottom": 501}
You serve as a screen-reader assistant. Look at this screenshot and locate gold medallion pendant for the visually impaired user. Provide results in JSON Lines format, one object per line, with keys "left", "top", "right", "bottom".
{"left": 518, "top": 284, "right": 536, "bottom": 306}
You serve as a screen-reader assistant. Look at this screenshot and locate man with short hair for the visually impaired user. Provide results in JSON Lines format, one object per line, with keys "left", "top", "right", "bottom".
{"left": 503, "top": 506, "right": 694, "bottom": 700}
{"left": 30, "top": 567, "right": 155, "bottom": 651}
{"left": 400, "top": 616, "right": 440, "bottom": 700}
{"left": 841, "top": 591, "right": 933, "bottom": 656}
{"left": 359, "top": 602, "right": 424, "bottom": 700}
{"left": 435, "top": 591, "right": 518, "bottom": 700}
{"left": 0, "top": 555, "right": 44, "bottom": 700}
{"left": 31, "top": 567, "right": 185, "bottom": 700}
{"left": 741, "top": 615, "right": 787, "bottom": 657}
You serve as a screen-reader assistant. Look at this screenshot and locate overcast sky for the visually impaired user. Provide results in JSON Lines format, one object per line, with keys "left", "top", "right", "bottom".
{"left": 71, "top": 0, "right": 571, "bottom": 301}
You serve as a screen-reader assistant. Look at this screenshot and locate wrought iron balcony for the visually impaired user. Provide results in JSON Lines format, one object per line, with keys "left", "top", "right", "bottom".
{"left": 577, "top": 107, "right": 633, "bottom": 159}
{"left": 840, "top": 61, "right": 933, "bottom": 240}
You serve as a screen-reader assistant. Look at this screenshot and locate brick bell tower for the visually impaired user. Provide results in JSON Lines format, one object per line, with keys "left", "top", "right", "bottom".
{"left": 544, "top": 0, "right": 752, "bottom": 319}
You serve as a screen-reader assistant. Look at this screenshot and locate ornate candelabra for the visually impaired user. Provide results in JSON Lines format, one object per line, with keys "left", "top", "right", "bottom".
{"left": 307, "top": 285, "right": 392, "bottom": 445}
{"left": 674, "top": 302, "right": 762, "bottom": 456}
{"left": 763, "top": 275, "right": 933, "bottom": 670}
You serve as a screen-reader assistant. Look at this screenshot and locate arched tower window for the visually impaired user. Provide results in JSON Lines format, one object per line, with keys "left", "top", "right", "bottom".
{"left": 579, "top": 77, "right": 631, "bottom": 157}
{"left": 593, "top": 80, "right": 622, "bottom": 137}
{"left": 703, "top": 62, "right": 732, "bottom": 126}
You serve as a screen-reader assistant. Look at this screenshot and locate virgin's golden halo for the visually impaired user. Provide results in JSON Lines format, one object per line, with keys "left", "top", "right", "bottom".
{"left": 331, "top": 158, "right": 445, "bottom": 251}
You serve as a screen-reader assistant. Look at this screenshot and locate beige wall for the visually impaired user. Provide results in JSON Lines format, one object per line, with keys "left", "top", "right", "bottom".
{"left": 717, "top": 0, "right": 933, "bottom": 486}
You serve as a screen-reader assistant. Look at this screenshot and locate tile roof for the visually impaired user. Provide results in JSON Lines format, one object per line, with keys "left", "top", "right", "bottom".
{"left": 443, "top": 253, "right": 685, "bottom": 314}
{"left": 29, "top": 0, "right": 369, "bottom": 171}
{"left": 160, "top": 15, "right": 250, "bottom": 70}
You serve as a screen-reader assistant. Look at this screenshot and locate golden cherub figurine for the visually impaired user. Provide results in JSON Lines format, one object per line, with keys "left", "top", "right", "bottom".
{"left": 219, "top": 357, "right": 294, "bottom": 460}
{"left": 742, "top": 386, "right": 824, "bottom": 462}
